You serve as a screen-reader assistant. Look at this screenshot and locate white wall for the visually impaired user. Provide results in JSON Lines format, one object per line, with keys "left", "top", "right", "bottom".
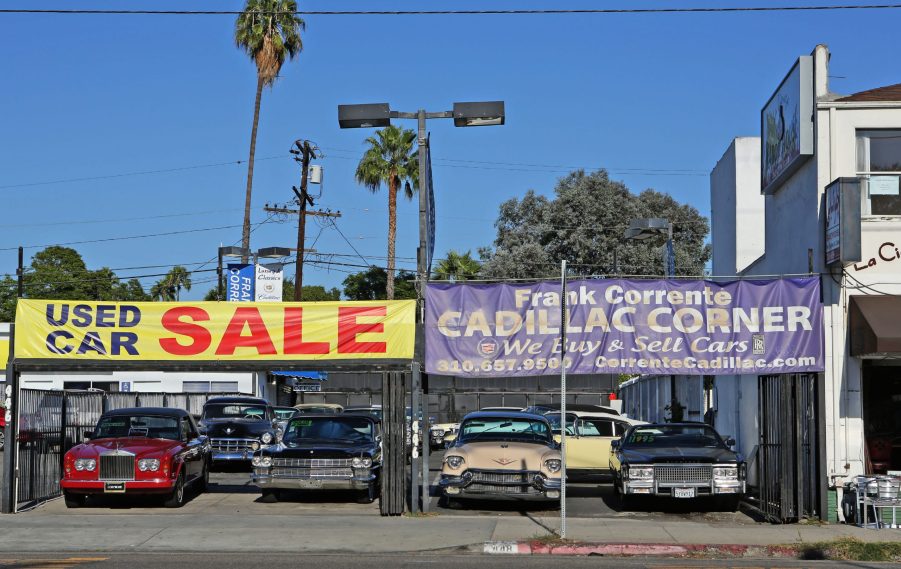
{"left": 710, "top": 44, "right": 901, "bottom": 495}
{"left": 18, "top": 370, "right": 258, "bottom": 395}
{"left": 711, "top": 137, "right": 765, "bottom": 275}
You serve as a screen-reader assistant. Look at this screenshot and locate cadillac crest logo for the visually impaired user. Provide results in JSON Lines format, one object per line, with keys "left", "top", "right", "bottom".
{"left": 224, "top": 427, "right": 234, "bottom": 435}
{"left": 492, "top": 457, "right": 515, "bottom": 466}
{"left": 477, "top": 338, "right": 499, "bottom": 358}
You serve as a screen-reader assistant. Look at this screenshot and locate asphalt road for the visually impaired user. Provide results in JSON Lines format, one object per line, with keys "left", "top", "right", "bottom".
{"left": 0, "top": 553, "right": 895, "bottom": 569}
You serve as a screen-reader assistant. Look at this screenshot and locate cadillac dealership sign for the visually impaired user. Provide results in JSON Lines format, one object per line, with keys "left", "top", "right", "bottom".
{"left": 426, "top": 278, "right": 824, "bottom": 377}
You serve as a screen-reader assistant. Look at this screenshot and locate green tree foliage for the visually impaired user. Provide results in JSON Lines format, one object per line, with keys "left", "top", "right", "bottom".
{"left": 355, "top": 125, "right": 419, "bottom": 300}
{"left": 150, "top": 266, "right": 192, "bottom": 302}
{"left": 433, "top": 250, "right": 481, "bottom": 281}
{"left": 479, "top": 170, "right": 711, "bottom": 279}
{"left": 343, "top": 266, "right": 416, "bottom": 301}
{"left": 282, "top": 279, "right": 341, "bottom": 302}
{"left": 235, "top": 0, "right": 304, "bottom": 255}
{"left": 0, "top": 246, "right": 149, "bottom": 321}
{"left": 201, "top": 280, "right": 340, "bottom": 302}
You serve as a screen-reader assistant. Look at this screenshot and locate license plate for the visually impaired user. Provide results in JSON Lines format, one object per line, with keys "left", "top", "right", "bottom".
{"left": 298, "top": 479, "right": 322, "bottom": 489}
{"left": 104, "top": 482, "right": 126, "bottom": 493}
{"left": 673, "top": 487, "right": 695, "bottom": 498}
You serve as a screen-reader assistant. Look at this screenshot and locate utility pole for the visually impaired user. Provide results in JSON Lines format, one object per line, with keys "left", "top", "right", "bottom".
{"left": 263, "top": 196, "right": 340, "bottom": 300}
{"left": 289, "top": 140, "right": 322, "bottom": 301}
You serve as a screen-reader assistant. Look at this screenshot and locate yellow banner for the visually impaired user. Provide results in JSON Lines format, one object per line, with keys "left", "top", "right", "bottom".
{"left": 14, "top": 300, "right": 415, "bottom": 361}
{"left": 0, "top": 339, "right": 8, "bottom": 369}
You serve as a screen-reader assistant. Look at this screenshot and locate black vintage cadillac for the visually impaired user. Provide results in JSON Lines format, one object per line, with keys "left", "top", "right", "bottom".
{"left": 198, "top": 396, "right": 278, "bottom": 463}
{"left": 250, "top": 414, "right": 381, "bottom": 503}
{"left": 610, "top": 422, "right": 746, "bottom": 511}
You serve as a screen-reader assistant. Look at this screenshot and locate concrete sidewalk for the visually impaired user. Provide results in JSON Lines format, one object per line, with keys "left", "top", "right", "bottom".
{"left": 2, "top": 502, "right": 901, "bottom": 555}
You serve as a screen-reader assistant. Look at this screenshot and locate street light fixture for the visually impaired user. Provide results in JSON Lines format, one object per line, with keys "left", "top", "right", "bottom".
{"left": 337, "top": 100, "right": 505, "bottom": 288}
{"left": 217, "top": 246, "right": 292, "bottom": 301}
{"left": 624, "top": 218, "right": 675, "bottom": 277}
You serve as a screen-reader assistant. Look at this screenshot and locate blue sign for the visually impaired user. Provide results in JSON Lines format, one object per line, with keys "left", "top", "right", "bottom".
{"left": 226, "top": 263, "right": 255, "bottom": 302}
{"left": 120, "top": 381, "right": 131, "bottom": 392}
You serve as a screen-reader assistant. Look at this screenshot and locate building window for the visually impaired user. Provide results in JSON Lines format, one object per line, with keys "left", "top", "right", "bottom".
{"left": 857, "top": 129, "right": 901, "bottom": 215}
{"left": 183, "top": 381, "right": 240, "bottom": 393}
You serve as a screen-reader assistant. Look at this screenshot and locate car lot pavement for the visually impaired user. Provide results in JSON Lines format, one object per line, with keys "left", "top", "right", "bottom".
{"left": 2, "top": 460, "right": 901, "bottom": 555}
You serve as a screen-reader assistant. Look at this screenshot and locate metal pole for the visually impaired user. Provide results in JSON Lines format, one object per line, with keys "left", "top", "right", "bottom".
{"left": 217, "top": 249, "right": 223, "bottom": 301}
{"left": 415, "top": 109, "right": 430, "bottom": 514}
{"left": 560, "top": 259, "right": 568, "bottom": 538}
{"left": 294, "top": 142, "right": 311, "bottom": 301}
{"left": 2, "top": 247, "right": 24, "bottom": 513}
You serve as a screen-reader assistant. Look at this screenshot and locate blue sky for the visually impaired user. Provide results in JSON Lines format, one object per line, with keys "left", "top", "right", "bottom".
{"left": 2, "top": 1, "right": 900, "bottom": 299}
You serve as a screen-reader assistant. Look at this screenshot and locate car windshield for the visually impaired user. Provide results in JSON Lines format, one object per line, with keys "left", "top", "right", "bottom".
{"left": 295, "top": 406, "right": 339, "bottom": 415}
{"left": 283, "top": 416, "right": 375, "bottom": 444}
{"left": 346, "top": 408, "right": 382, "bottom": 420}
{"left": 624, "top": 425, "right": 723, "bottom": 448}
{"left": 202, "top": 404, "right": 268, "bottom": 421}
{"left": 458, "top": 417, "right": 551, "bottom": 443}
{"left": 545, "top": 413, "right": 577, "bottom": 435}
{"left": 93, "top": 415, "right": 180, "bottom": 440}
{"left": 273, "top": 408, "right": 296, "bottom": 420}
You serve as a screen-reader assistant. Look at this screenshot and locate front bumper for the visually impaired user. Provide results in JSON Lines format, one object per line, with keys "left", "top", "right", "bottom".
{"left": 251, "top": 468, "right": 377, "bottom": 491}
{"left": 60, "top": 478, "right": 176, "bottom": 495}
{"left": 622, "top": 477, "right": 745, "bottom": 497}
{"left": 439, "top": 470, "right": 562, "bottom": 501}
{"left": 210, "top": 438, "right": 265, "bottom": 461}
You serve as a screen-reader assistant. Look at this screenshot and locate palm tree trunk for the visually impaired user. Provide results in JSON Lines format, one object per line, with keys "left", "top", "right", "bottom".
{"left": 242, "top": 75, "right": 265, "bottom": 261}
{"left": 386, "top": 177, "right": 397, "bottom": 300}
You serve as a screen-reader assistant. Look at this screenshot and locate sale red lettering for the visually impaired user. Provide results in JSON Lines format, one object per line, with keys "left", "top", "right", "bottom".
{"left": 337, "top": 306, "right": 387, "bottom": 354}
{"left": 159, "top": 307, "right": 212, "bottom": 355}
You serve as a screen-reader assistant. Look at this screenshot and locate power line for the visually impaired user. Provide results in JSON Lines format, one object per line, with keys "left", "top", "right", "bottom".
{"left": 0, "top": 207, "right": 246, "bottom": 229}
{"left": 0, "top": 155, "right": 287, "bottom": 191}
{"left": 0, "top": 220, "right": 278, "bottom": 251}
{"left": 3, "top": 5, "right": 901, "bottom": 16}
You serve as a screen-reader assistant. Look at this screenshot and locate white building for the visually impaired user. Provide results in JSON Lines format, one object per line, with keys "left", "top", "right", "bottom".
{"left": 710, "top": 45, "right": 901, "bottom": 522}
{"left": 2, "top": 321, "right": 261, "bottom": 394}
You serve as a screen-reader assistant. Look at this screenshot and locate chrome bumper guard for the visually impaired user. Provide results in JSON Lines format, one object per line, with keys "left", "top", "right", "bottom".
{"left": 251, "top": 467, "right": 376, "bottom": 490}
{"left": 439, "top": 471, "right": 561, "bottom": 499}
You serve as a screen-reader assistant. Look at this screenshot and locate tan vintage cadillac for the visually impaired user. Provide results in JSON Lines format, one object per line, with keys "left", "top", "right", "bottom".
{"left": 428, "top": 422, "right": 460, "bottom": 450}
{"left": 439, "top": 411, "right": 562, "bottom": 504}
{"left": 546, "top": 410, "right": 645, "bottom": 480}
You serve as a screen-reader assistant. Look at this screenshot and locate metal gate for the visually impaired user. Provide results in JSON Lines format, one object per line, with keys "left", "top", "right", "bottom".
{"left": 379, "top": 370, "right": 407, "bottom": 516}
{"left": 5, "top": 389, "right": 249, "bottom": 512}
{"left": 757, "top": 373, "right": 821, "bottom": 522}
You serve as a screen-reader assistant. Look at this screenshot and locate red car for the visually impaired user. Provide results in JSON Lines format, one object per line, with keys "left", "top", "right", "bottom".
{"left": 61, "top": 407, "right": 211, "bottom": 508}
{"left": 1, "top": 406, "right": 6, "bottom": 451}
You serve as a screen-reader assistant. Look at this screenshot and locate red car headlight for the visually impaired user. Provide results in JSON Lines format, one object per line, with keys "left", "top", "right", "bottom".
{"left": 74, "top": 458, "right": 96, "bottom": 471}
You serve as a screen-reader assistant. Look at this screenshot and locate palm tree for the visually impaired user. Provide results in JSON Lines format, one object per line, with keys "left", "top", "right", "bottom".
{"left": 355, "top": 126, "right": 418, "bottom": 300}
{"left": 235, "top": 0, "right": 304, "bottom": 257}
{"left": 151, "top": 266, "right": 192, "bottom": 301}
{"left": 166, "top": 266, "right": 192, "bottom": 301}
{"left": 150, "top": 280, "right": 174, "bottom": 302}
{"left": 433, "top": 250, "right": 481, "bottom": 282}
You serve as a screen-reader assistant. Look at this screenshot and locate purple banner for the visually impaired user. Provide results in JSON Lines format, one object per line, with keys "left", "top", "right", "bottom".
{"left": 425, "top": 278, "right": 824, "bottom": 377}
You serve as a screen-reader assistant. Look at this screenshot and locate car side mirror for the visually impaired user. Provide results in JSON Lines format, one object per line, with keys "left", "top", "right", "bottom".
{"left": 611, "top": 439, "right": 620, "bottom": 451}
{"left": 83, "top": 430, "right": 93, "bottom": 442}
{"left": 725, "top": 437, "right": 736, "bottom": 447}
{"left": 375, "top": 434, "right": 383, "bottom": 444}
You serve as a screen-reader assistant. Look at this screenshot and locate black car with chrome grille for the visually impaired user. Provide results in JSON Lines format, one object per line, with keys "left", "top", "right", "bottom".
{"left": 610, "top": 422, "right": 746, "bottom": 510}
{"left": 250, "top": 414, "right": 380, "bottom": 503}
{"left": 198, "top": 396, "right": 278, "bottom": 463}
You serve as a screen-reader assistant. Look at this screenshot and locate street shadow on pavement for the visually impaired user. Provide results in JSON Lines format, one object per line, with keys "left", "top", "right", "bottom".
{"left": 600, "top": 491, "right": 766, "bottom": 522}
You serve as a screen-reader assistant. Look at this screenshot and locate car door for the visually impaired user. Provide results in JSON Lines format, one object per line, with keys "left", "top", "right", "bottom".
{"left": 563, "top": 417, "right": 612, "bottom": 471}
{"left": 180, "top": 417, "right": 204, "bottom": 480}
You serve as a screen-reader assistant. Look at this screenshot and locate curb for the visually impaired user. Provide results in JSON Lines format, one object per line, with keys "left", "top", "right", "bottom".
{"left": 483, "top": 541, "right": 800, "bottom": 558}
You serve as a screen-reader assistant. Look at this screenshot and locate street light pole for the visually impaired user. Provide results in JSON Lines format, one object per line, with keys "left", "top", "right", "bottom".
{"left": 338, "top": 100, "right": 505, "bottom": 515}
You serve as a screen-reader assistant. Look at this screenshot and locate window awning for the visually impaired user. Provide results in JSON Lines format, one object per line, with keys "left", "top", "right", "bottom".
{"left": 269, "top": 370, "right": 328, "bottom": 381}
{"left": 849, "top": 295, "right": 901, "bottom": 356}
